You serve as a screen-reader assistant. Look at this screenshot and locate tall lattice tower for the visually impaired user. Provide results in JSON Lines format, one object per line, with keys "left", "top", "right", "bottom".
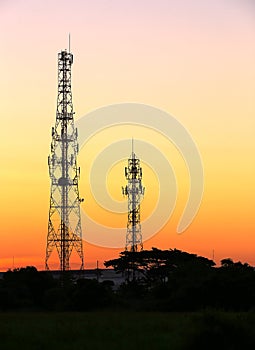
{"left": 45, "top": 48, "right": 84, "bottom": 271}
{"left": 122, "top": 141, "right": 145, "bottom": 252}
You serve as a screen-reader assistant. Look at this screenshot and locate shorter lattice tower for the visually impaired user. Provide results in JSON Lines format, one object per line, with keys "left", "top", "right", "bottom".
{"left": 122, "top": 140, "right": 145, "bottom": 252}
{"left": 45, "top": 45, "right": 84, "bottom": 271}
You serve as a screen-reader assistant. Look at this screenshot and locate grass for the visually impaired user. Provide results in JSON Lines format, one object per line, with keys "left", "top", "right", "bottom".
{"left": 0, "top": 311, "right": 255, "bottom": 349}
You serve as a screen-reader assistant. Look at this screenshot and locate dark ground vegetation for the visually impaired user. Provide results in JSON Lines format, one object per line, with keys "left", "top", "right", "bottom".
{"left": 0, "top": 248, "right": 255, "bottom": 312}
{"left": 0, "top": 311, "right": 255, "bottom": 350}
{"left": 1, "top": 249, "right": 255, "bottom": 348}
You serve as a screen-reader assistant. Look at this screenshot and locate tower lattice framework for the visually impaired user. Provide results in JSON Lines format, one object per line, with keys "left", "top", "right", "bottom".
{"left": 122, "top": 143, "right": 145, "bottom": 252}
{"left": 45, "top": 49, "right": 84, "bottom": 271}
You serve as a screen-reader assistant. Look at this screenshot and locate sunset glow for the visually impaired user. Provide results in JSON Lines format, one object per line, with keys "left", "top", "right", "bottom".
{"left": 1, "top": 0, "right": 255, "bottom": 270}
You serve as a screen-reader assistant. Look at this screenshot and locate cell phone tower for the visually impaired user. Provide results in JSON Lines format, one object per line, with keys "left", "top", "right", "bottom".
{"left": 122, "top": 140, "right": 145, "bottom": 252}
{"left": 45, "top": 44, "right": 84, "bottom": 271}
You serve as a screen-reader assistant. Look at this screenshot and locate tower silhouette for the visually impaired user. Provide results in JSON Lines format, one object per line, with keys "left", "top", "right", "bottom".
{"left": 122, "top": 141, "right": 145, "bottom": 251}
{"left": 45, "top": 48, "right": 84, "bottom": 271}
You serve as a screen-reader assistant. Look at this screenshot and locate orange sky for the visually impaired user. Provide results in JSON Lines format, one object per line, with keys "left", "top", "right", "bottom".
{"left": 0, "top": 0, "right": 255, "bottom": 270}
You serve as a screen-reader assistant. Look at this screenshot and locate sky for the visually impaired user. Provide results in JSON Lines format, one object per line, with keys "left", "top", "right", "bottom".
{"left": 0, "top": 0, "right": 255, "bottom": 270}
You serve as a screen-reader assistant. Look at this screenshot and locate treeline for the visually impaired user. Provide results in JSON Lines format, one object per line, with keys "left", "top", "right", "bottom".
{"left": 0, "top": 267, "right": 112, "bottom": 311}
{"left": 0, "top": 248, "right": 255, "bottom": 311}
{"left": 105, "top": 248, "right": 255, "bottom": 311}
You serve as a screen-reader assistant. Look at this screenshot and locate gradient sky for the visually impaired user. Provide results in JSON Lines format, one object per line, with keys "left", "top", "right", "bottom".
{"left": 0, "top": 0, "right": 255, "bottom": 270}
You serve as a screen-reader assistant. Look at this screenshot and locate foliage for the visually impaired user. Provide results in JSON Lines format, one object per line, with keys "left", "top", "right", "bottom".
{"left": 0, "top": 249, "right": 255, "bottom": 312}
{"left": 105, "top": 248, "right": 255, "bottom": 311}
{"left": 0, "top": 311, "right": 255, "bottom": 349}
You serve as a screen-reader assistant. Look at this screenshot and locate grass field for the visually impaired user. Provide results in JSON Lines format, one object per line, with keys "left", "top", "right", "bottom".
{"left": 0, "top": 311, "right": 255, "bottom": 349}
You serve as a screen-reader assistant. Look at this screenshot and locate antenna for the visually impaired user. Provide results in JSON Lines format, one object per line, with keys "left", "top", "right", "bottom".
{"left": 68, "top": 33, "right": 71, "bottom": 53}
{"left": 122, "top": 142, "right": 145, "bottom": 254}
{"left": 45, "top": 47, "right": 84, "bottom": 271}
